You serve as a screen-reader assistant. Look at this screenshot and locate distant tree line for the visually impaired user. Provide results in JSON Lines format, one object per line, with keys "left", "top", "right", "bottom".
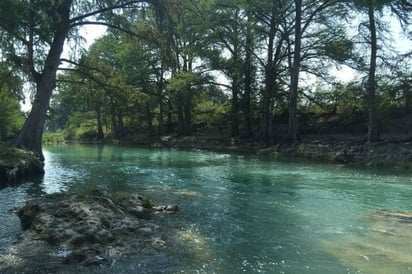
{"left": 0, "top": 0, "right": 411, "bottom": 158}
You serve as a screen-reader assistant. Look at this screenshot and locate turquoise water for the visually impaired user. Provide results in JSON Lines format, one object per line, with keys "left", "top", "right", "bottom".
{"left": 1, "top": 144, "right": 411, "bottom": 273}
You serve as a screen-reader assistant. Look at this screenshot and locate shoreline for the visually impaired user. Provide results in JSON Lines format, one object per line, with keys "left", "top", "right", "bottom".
{"left": 147, "top": 133, "right": 412, "bottom": 172}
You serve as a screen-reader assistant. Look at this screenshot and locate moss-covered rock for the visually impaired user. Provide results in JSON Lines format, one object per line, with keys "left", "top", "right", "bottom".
{"left": 0, "top": 143, "right": 44, "bottom": 184}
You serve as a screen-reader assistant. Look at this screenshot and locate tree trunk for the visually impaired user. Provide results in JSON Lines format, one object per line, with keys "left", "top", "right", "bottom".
{"left": 243, "top": 12, "right": 254, "bottom": 138}
{"left": 367, "top": 5, "right": 379, "bottom": 143}
{"left": 96, "top": 104, "right": 105, "bottom": 142}
{"left": 231, "top": 78, "right": 240, "bottom": 138}
{"left": 287, "top": 0, "right": 302, "bottom": 143}
{"left": 167, "top": 98, "right": 173, "bottom": 132}
{"left": 110, "top": 107, "right": 118, "bottom": 138}
{"left": 13, "top": 0, "right": 72, "bottom": 160}
{"left": 157, "top": 80, "right": 164, "bottom": 134}
{"left": 177, "top": 94, "right": 185, "bottom": 135}
{"left": 146, "top": 103, "right": 153, "bottom": 135}
{"left": 183, "top": 91, "right": 192, "bottom": 135}
{"left": 117, "top": 111, "right": 124, "bottom": 139}
{"left": 261, "top": 16, "right": 276, "bottom": 144}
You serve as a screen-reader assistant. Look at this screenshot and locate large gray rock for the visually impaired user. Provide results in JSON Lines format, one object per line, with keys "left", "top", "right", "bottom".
{"left": 9, "top": 188, "right": 179, "bottom": 269}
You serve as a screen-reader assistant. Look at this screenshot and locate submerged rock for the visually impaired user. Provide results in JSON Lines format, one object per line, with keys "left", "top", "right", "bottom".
{"left": 321, "top": 209, "right": 412, "bottom": 274}
{"left": 371, "top": 209, "right": 412, "bottom": 223}
{"left": 2, "top": 187, "right": 178, "bottom": 272}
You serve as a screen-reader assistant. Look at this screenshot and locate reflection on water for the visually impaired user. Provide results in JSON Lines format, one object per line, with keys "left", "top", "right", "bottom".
{"left": 0, "top": 144, "right": 411, "bottom": 273}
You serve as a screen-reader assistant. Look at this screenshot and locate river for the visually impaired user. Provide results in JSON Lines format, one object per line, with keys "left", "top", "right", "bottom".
{"left": 1, "top": 144, "right": 411, "bottom": 273}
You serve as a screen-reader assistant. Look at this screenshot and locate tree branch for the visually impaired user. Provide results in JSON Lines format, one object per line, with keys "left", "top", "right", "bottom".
{"left": 69, "top": 21, "right": 136, "bottom": 37}
{"left": 70, "top": 0, "right": 148, "bottom": 25}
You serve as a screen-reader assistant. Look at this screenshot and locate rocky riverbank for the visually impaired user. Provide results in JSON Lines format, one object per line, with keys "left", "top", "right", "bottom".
{"left": 0, "top": 187, "right": 178, "bottom": 273}
{"left": 154, "top": 134, "right": 412, "bottom": 171}
{"left": 0, "top": 144, "right": 44, "bottom": 185}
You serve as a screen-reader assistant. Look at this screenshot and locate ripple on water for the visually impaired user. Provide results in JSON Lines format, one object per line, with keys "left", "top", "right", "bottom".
{"left": 0, "top": 185, "right": 30, "bottom": 255}
{"left": 2, "top": 145, "right": 412, "bottom": 273}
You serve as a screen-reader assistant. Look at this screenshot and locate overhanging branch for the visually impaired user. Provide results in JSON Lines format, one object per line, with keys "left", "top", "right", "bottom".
{"left": 69, "top": 21, "right": 137, "bottom": 37}
{"left": 69, "top": 0, "right": 148, "bottom": 25}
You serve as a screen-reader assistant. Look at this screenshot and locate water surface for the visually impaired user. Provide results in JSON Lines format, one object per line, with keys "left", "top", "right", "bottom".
{"left": 1, "top": 144, "right": 411, "bottom": 273}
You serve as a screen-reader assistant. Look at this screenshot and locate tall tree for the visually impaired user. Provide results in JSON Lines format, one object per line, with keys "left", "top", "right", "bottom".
{"left": 0, "top": 0, "right": 150, "bottom": 160}
{"left": 353, "top": 0, "right": 411, "bottom": 142}
{"left": 252, "top": 0, "right": 290, "bottom": 144}
{"left": 243, "top": 8, "right": 256, "bottom": 138}
{"left": 366, "top": 3, "right": 379, "bottom": 142}
{"left": 201, "top": 0, "right": 248, "bottom": 137}
{"left": 286, "top": 0, "right": 341, "bottom": 142}
{"left": 287, "top": 0, "right": 302, "bottom": 143}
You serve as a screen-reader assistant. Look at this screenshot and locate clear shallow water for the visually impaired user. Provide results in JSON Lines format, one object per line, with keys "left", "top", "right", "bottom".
{"left": 1, "top": 144, "right": 411, "bottom": 273}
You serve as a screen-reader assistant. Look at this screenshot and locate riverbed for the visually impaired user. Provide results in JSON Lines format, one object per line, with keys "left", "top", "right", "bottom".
{"left": 1, "top": 144, "right": 411, "bottom": 273}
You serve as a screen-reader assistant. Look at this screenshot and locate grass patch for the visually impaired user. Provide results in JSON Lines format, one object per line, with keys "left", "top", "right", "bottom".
{"left": 142, "top": 197, "right": 153, "bottom": 208}
{"left": 0, "top": 142, "right": 30, "bottom": 162}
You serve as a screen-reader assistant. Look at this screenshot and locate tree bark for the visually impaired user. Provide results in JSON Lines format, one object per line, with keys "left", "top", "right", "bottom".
{"left": 157, "top": 70, "right": 164, "bottom": 134}
{"left": 367, "top": 5, "right": 379, "bottom": 143}
{"left": 287, "top": 0, "right": 302, "bottom": 143}
{"left": 110, "top": 105, "right": 118, "bottom": 138}
{"left": 177, "top": 93, "right": 185, "bottom": 135}
{"left": 231, "top": 77, "right": 240, "bottom": 138}
{"left": 243, "top": 12, "right": 254, "bottom": 138}
{"left": 167, "top": 98, "right": 173, "bottom": 132}
{"left": 96, "top": 104, "right": 105, "bottom": 142}
{"left": 13, "top": 0, "right": 72, "bottom": 160}
{"left": 230, "top": 16, "right": 241, "bottom": 138}
{"left": 146, "top": 103, "right": 153, "bottom": 135}
{"left": 261, "top": 17, "right": 276, "bottom": 144}
{"left": 183, "top": 91, "right": 192, "bottom": 135}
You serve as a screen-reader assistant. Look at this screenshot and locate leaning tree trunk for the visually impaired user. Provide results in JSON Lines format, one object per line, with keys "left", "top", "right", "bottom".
{"left": 13, "top": 5, "right": 71, "bottom": 160}
{"left": 13, "top": 0, "right": 71, "bottom": 160}
{"left": 287, "top": 0, "right": 302, "bottom": 143}
{"left": 367, "top": 5, "right": 379, "bottom": 143}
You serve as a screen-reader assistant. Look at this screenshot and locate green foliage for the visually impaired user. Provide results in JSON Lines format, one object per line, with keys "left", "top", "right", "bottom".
{"left": 0, "top": 94, "right": 24, "bottom": 141}
{"left": 193, "top": 101, "right": 228, "bottom": 126}
{"left": 166, "top": 71, "right": 203, "bottom": 93}
{"left": 322, "top": 39, "right": 354, "bottom": 63}
{"left": 42, "top": 131, "right": 65, "bottom": 144}
{"left": 63, "top": 112, "right": 98, "bottom": 142}
{"left": 334, "top": 84, "right": 366, "bottom": 118}
{"left": 36, "top": 0, "right": 411, "bottom": 144}
{"left": 0, "top": 64, "right": 24, "bottom": 141}
{"left": 142, "top": 197, "right": 153, "bottom": 208}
